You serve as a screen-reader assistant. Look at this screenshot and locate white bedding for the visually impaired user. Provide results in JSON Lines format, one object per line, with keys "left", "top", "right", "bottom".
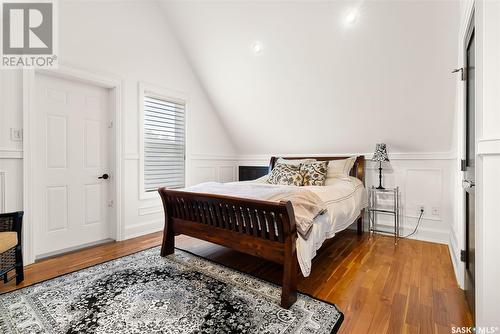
{"left": 229, "top": 176, "right": 368, "bottom": 277}
{"left": 183, "top": 181, "right": 326, "bottom": 238}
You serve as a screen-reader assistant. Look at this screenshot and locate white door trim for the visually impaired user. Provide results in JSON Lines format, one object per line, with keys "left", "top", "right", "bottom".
{"left": 23, "top": 64, "right": 124, "bottom": 264}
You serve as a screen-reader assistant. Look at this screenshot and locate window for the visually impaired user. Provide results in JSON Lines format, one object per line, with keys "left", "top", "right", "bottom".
{"left": 143, "top": 94, "right": 185, "bottom": 192}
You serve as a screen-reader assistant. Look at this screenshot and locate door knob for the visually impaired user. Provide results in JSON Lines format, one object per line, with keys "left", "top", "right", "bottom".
{"left": 98, "top": 173, "right": 109, "bottom": 180}
{"left": 462, "top": 180, "right": 475, "bottom": 189}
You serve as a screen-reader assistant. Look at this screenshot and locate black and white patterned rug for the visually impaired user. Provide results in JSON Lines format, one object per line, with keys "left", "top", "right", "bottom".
{"left": 0, "top": 247, "right": 343, "bottom": 333}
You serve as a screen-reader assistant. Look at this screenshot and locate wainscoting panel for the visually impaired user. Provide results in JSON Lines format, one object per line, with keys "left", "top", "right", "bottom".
{"left": 138, "top": 205, "right": 163, "bottom": 217}
{"left": 191, "top": 166, "right": 217, "bottom": 185}
{"left": 123, "top": 155, "right": 239, "bottom": 240}
{"left": 218, "top": 166, "right": 237, "bottom": 183}
{"left": 364, "top": 160, "right": 453, "bottom": 244}
{"left": 120, "top": 153, "right": 456, "bottom": 245}
{"left": 187, "top": 157, "right": 238, "bottom": 186}
{"left": 0, "top": 158, "right": 23, "bottom": 212}
{"left": 238, "top": 154, "right": 455, "bottom": 245}
{"left": 405, "top": 169, "right": 443, "bottom": 221}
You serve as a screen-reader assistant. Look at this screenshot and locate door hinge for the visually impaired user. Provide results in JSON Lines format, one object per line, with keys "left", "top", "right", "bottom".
{"left": 452, "top": 68, "right": 465, "bottom": 81}
{"left": 460, "top": 249, "right": 466, "bottom": 262}
{"left": 461, "top": 159, "right": 467, "bottom": 171}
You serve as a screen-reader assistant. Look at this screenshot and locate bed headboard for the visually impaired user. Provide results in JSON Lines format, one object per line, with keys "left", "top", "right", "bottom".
{"left": 269, "top": 156, "right": 365, "bottom": 185}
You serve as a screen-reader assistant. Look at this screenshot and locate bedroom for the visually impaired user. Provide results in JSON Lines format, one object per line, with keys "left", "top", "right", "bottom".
{"left": 0, "top": 0, "right": 499, "bottom": 333}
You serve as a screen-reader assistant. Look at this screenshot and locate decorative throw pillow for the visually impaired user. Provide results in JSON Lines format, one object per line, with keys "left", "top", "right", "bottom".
{"left": 301, "top": 161, "right": 329, "bottom": 186}
{"left": 267, "top": 163, "right": 303, "bottom": 186}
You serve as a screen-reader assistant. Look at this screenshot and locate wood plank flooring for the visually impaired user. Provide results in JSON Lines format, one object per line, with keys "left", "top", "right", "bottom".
{"left": 0, "top": 230, "right": 473, "bottom": 333}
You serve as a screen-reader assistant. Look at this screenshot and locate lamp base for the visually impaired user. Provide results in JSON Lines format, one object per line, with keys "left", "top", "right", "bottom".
{"left": 377, "top": 163, "right": 384, "bottom": 190}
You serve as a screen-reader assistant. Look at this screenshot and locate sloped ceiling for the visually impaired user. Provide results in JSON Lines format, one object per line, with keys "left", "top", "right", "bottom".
{"left": 160, "top": 0, "right": 459, "bottom": 155}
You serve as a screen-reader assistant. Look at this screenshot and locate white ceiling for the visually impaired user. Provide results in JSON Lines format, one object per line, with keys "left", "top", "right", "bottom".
{"left": 160, "top": 0, "right": 460, "bottom": 155}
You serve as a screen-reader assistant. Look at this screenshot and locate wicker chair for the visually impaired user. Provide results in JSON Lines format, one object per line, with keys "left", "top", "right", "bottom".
{"left": 0, "top": 212, "right": 24, "bottom": 285}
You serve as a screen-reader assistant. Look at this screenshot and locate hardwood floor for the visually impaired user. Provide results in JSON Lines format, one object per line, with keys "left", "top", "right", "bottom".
{"left": 1, "top": 230, "right": 473, "bottom": 333}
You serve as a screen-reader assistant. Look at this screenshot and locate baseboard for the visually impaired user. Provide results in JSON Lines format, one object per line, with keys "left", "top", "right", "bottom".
{"left": 124, "top": 220, "right": 163, "bottom": 240}
{"left": 369, "top": 221, "right": 449, "bottom": 245}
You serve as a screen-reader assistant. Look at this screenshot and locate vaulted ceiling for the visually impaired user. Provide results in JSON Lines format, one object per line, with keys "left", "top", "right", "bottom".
{"left": 160, "top": 0, "right": 460, "bottom": 155}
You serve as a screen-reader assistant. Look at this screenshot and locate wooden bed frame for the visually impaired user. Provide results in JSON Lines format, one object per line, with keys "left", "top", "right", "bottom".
{"left": 158, "top": 156, "right": 365, "bottom": 308}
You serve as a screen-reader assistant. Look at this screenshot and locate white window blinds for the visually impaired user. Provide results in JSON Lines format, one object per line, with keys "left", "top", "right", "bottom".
{"left": 143, "top": 95, "right": 185, "bottom": 192}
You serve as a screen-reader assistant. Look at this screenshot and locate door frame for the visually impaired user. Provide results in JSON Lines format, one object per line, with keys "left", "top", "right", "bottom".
{"left": 462, "top": 8, "right": 475, "bottom": 316}
{"left": 22, "top": 64, "right": 124, "bottom": 264}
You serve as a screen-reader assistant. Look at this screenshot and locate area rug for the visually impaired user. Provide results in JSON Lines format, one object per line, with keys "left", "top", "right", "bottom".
{"left": 0, "top": 247, "right": 344, "bottom": 333}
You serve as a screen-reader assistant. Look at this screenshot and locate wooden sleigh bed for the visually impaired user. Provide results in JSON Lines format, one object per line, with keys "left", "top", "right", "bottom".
{"left": 158, "top": 156, "right": 365, "bottom": 309}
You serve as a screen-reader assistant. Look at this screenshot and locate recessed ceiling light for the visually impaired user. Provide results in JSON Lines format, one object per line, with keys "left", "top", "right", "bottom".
{"left": 344, "top": 9, "right": 358, "bottom": 26}
{"left": 252, "top": 41, "right": 263, "bottom": 55}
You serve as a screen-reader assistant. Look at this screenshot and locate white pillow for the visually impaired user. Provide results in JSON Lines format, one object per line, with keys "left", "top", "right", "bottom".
{"left": 254, "top": 174, "right": 269, "bottom": 183}
{"left": 325, "top": 156, "right": 357, "bottom": 184}
{"left": 276, "top": 157, "right": 316, "bottom": 166}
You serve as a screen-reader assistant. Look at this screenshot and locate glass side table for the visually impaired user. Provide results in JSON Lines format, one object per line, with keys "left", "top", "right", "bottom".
{"left": 367, "top": 186, "right": 401, "bottom": 245}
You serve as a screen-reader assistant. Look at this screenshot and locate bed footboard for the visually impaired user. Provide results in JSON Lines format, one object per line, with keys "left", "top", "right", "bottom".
{"left": 158, "top": 188, "right": 298, "bottom": 308}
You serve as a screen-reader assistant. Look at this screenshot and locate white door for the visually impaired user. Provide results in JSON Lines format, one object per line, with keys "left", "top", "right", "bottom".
{"left": 34, "top": 73, "right": 113, "bottom": 258}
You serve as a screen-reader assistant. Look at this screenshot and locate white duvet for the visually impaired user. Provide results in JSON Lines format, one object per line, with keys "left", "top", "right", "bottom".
{"left": 229, "top": 176, "right": 368, "bottom": 277}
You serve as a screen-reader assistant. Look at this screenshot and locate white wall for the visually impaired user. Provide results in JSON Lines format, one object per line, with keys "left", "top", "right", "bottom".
{"left": 0, "top": 71, "right": 23, "bottom": 212}
{"left": 0, "top": 1, "right": 236, "bottom": 253}
{"left": 162, "top": 0, "right": 460, "bottom": 156}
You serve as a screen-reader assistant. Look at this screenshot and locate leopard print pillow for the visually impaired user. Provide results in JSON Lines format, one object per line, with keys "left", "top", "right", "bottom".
{"left": 267, "top": 163, "right": 303, "bottom": 186}
{"left": 300, "top": 161, "right": 329, "bottom": 186}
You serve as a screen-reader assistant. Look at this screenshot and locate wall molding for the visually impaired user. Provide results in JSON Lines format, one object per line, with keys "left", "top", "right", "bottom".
{"left": 218, "top": 165, "right": 237, "bottom": 183}
{"left": 125, "top": 153, "right": 454, "bottom": 249}
{"left": 138, "top": 205, "right": 162, "bottom": 216}
{"left": 0, "top": 148, "right": 23, "bottom": 159}
{"left": 236, "top": 151, "right": 457, "bottom": 163}
{"left": 403, "top": 168, "right": 444, "bottom": 222}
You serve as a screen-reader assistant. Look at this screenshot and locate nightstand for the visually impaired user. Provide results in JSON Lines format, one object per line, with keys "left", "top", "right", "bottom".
{"left": 367, "top": 186, "right": 401, "bottom": 244}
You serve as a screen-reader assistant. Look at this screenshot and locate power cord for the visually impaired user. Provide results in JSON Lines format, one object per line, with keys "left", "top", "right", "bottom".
{"left": 401, "top": 208, "right": 424, "bottom": 239}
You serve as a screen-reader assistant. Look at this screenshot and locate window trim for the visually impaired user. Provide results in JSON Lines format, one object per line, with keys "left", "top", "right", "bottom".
{"left": 138, "top": 82, "right": 188, "bottom": 200}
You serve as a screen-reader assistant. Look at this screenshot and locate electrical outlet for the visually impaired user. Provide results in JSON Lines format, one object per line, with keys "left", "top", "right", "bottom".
{"left": 418, "top": 205, "right": 425, "bottom": 215}
{"left": 10, "top": 128, "right": 23, "bottom": 142}
{"left": 431, "top": 207, "right": 440, "bottom": 216}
